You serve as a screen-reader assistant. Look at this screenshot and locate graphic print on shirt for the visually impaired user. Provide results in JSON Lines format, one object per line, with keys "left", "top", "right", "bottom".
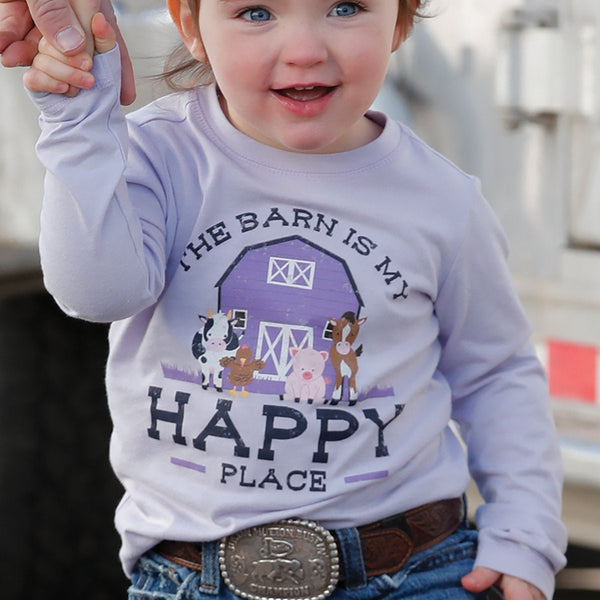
{"left": 284, "top": 347, "right": 329, "bottom": 404}
{"left": 327, "top": 312, "right": 367, "bottom": 404}
{"left": 153, "top": 234, "right": 406, "bottom": 490}
{"left": 191, "top": 310, "right": 242, "bottom": 392}
{"left": 166, "top": 235, "right": 395, "bottom": 403}
{"left": 220, "top": 346, "right": 266, "bottom": 397}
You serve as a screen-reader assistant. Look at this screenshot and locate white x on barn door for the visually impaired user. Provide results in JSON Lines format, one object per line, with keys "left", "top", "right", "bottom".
{"left": 255, "top": 322, "right": 314, "bottom": 381}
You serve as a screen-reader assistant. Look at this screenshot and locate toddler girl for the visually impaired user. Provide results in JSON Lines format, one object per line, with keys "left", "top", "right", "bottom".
{"left": 24, "top": 1, "right": 566, "bottom": 598}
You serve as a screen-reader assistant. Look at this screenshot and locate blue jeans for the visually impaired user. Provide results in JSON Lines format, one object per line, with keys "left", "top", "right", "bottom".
{"left": 128, "top": 526, "right": 486, "bottom": 600}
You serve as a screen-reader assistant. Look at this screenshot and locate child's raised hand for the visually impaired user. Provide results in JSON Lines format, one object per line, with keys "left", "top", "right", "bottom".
{"left": 23, "top": 12, "right": 116, "bottom": 95}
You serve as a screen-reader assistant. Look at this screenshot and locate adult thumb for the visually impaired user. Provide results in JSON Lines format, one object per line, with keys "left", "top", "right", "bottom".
{"left": 27, "top": 0, "right": 86, "bottom": 54}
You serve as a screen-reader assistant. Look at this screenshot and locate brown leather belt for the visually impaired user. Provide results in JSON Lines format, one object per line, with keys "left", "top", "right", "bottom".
{"left": 155, "top": 497, "right": 463, "bottom": 579}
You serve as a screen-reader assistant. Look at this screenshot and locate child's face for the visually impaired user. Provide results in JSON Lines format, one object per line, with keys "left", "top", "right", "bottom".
{"left": 170, "top": 0, "right": 406, "bottom": 153}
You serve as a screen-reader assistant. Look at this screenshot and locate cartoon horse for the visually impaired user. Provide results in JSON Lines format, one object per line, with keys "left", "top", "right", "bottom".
{"left": 327, "top": 311, "right": 367, "bottom": 405}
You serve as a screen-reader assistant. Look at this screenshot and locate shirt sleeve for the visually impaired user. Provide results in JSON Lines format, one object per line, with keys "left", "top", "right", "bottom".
{"left": 29, "top": 46, "right": 167, "bottom": 322}
{"left": 435, "top": 184, "right": 567, "bottom": 599}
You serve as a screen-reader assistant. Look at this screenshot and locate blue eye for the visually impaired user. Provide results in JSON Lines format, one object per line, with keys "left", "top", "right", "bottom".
{"left": 330, "top": 2, "right": 362, "bottom": 17}
{"left": 241, "top": 7, "right": 272, "bottom": 21}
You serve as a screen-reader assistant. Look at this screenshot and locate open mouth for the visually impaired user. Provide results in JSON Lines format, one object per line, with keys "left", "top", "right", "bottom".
{"left": 274, "top": 85, "right": 336, "bottom": 102}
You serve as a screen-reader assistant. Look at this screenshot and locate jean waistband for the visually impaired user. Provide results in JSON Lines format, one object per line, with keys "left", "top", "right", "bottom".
{"left": 154, "top": 497, "right": 464, "bottom": 592}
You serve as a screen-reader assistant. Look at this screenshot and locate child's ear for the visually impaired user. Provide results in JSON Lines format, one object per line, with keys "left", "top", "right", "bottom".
{"left": 167, "top": 0, "right": 207, "bottom": 62}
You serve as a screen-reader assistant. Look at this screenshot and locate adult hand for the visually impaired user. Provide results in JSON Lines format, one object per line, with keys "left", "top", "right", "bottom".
{"left": 0, "top": 0, "right": 135, "bottom": 104}
{"left": 24, "top": 11, "right": 116, "bottom": 95}
{"left": 462, "top": 566, "right": 545, "bottom": 600}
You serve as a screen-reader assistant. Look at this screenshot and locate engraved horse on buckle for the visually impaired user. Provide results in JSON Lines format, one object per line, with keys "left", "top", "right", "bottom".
{"left": 219, "top": 519, "right": 340, "bottom": 600}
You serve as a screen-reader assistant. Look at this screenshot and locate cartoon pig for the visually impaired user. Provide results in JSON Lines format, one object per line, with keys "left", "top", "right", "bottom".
{"left": 284, "top": 347, "right": 329, "bottom": 404}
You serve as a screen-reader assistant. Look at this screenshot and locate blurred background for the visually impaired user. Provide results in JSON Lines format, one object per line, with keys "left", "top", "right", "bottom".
{"left": 0, "top": 0, "right": 599, "bottom": 597}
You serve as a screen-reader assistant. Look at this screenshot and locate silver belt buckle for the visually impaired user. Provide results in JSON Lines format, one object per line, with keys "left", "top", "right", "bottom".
{"left": 219, "top": 519, "right": 340, "bottom": 600}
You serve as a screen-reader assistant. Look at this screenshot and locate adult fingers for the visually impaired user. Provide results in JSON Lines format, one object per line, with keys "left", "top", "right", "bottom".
{"left": 26, "top": 0, "right": 87, "bottom": 54}
{"left": 0, "top": 21, "right": 39, "bottom": 66}
{"left": 0, "top": 0, "right": 32, "bottom": 57}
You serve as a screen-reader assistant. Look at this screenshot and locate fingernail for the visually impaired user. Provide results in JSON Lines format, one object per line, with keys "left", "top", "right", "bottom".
{"left": 56, "top": 27, "right": 85, "bottom": 53}
{"left": 82, "top": 73, "right": 95, "bottom": 87}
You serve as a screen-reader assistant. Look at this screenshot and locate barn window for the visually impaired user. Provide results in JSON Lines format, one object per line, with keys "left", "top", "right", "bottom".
{"left": 231, "top": 309, "right": 247, "bottom": 330}
{"left": 322, "top": 320, "right": 334, "bottom": 340}
{"left": 267, "top": 257, "right": 315, "bottom": 289}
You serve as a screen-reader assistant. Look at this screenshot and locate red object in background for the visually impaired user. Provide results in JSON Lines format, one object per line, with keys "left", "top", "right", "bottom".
{"left": 548, "top": 340, "right": 597, "bottom": 403}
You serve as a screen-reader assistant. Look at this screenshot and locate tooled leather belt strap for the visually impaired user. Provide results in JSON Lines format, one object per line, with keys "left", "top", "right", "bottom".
{"left": 355, "top": 497, "right": 463, "bottom": 576}
{"left": 154, "top": 497, "right": 463, "bottom": 579}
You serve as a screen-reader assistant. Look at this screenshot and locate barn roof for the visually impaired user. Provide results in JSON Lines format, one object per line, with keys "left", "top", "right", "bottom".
{"left": 215, "top": 235, "right": 364, "bottom": 311}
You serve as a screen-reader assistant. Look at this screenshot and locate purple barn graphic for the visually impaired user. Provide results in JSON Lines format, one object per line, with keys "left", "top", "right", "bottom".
{"left": 215, "top": 235, "right": 364, "bottom": 397}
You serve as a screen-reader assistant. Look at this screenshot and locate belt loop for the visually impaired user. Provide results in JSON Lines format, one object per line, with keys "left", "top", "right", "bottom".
{"left": 199, "top": 540, "right": 220, "bottom": 595}
{"left": 335, "top": 527, "right": 367, "bottom": 589}
{"left": 460, "top": 494, "right": 469, "bottom": 527}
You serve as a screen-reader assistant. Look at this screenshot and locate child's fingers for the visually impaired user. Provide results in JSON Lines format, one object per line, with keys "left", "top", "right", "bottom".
{"left": 91, "top": 12, "right": 116, "bottom": 54}
{"left": 38, "top": 36, "right": 92, "bottom": 71}
{"left": 65, "top": 85, "right": 82, "bottom": 97}
{"left": 24, "top": 67, "right": 83, "bottom": 97}
{"left": 23, "top": 67, "right": 70, "bottom": 94}
{"left": 28, "top": 52, "right": 95, "bottom": 91}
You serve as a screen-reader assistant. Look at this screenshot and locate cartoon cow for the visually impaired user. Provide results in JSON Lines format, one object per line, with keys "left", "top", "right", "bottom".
{"left": 284, "top": 347, "right": 329, "bottom": 404}
{"left": 192, "top": 310, "right": 240, "bottom": 391}
{"left": 328, "top": 311, "right": 367, "bottom": 405}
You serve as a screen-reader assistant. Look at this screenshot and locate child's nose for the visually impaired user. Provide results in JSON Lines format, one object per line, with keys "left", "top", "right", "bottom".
{"left": 279, "top": 24, "right": 328, "bottom": 67}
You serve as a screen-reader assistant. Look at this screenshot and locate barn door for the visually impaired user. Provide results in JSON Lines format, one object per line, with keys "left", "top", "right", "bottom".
{"left": 255, "top": 322, "right": 314, "bottom": 381}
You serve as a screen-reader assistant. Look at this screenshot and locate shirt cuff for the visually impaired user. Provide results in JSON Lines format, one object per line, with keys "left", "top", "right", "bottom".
{"left": 476, "top": 535, "right": 562, "bottom": 600}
